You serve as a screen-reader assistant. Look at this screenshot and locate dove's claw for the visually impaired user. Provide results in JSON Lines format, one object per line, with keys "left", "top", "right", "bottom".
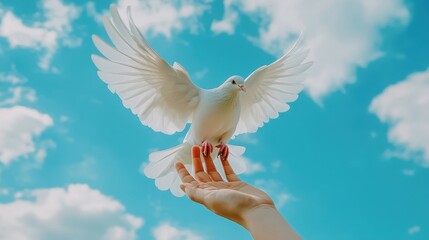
{"left": 216, "top": 143, "right": 229, "bottom": 161}
{"left": 201, "top": 141, "right": 213, "bottom": 157}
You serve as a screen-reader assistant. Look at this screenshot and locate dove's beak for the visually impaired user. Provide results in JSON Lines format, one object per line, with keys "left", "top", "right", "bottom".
{"left": 238, "top": 84, "right": 246, "bottom": 92}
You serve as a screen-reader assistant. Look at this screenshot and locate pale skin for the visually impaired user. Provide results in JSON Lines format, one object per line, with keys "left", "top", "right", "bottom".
{"left": 175, "top": 146, "right": 301, "bottom": 240}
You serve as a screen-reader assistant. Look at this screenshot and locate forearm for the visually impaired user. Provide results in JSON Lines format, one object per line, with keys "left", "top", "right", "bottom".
{"left": 241, "top": 205, "right": 301, "bottom": 240}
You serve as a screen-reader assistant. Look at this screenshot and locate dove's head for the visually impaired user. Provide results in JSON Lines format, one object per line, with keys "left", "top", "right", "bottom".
{"left": 222, "top": 75, "right": 246, "bottom": 92}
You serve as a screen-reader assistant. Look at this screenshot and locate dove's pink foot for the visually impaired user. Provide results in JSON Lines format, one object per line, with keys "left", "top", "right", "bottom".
{"left": 216, "top": 143, "right": 229, "bottom": 161}
{"left": 200, "top": 141, "right": 213, "bottom": 157}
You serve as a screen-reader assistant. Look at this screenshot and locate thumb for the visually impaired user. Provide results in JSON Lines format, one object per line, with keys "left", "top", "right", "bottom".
{"left": 180, "top": 183, "right": 190, "bottom": 192}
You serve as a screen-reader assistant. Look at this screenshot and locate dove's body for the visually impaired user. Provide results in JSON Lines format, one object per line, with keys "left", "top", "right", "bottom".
{"left": 186, "top": 88, "right": 241, "bottom": 145}
{"left": 92, "top": 5, "right": 312, "bottom": 196}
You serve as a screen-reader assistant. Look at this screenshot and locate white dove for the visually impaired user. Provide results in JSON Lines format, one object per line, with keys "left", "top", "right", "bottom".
{"left": 92, "top": 5, "right": 313, "bottom": 197}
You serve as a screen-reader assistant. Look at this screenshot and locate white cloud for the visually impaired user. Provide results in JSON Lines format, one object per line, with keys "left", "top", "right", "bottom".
{"left": 234, "top": 133, "right": 258, "bottom": 145}
{"left": 152, "top": 222, "right": 204, "bottom": 240}
{"left": 0, "top": 11, "right": 57, "bottom": 49}
{"left": 271, "top": 160, "right": 281, "bottom": 169}
{"left": 85, "top": 2, "right": 104, "bottom": 24}
{"left": 42, "top": 0, "right": 79, "bottom": 33}
{"left": 0, "top": 184, "right": 143, "bottom": 240}
{"left": 0, "top": 0, "right": 81, "bottom": 70}
{"left": 194, "top": 68, "right": 209, "bottom": 80}
{"left": 370, "top": 68, "right": 429, "bottom": 167}
{"left": 68, "top": 156, "right": 98, "bottom": 180}
{"left": 0, "top": 72, "right": 25, "bottom": 84}
{"left": 211, "top": 0, "right": 238, "bottom": 35}
{"left": 59, "top": 115, "right": 70, "bottom": 122}
{"left": 276, "top": 193, "right": 292, "bottom": 208}
{"left": 0, "top": 86, "right": 37, "bottom": 106}
{"left": 0, "top": 106, "right": 53, "bottom": 165}
{"left": 34, "top": 139, "right": 56, "bottom": 164}
{"left": 242, "top": 157, "right": 264, "bottom": 174}
{"left": 0, "top": 188, "right": 9, "bottom": 196}
{"left": 214, "top": 0, "right": 409, "bottom": 101}
{"left": 0, "top": 71, "right": 36, "bottom": 106}
{"left": 408, "top": 225, "right": 420, "bottom": 235}
{"left": 89, "top": 0, "right": 209, "bottom": 38}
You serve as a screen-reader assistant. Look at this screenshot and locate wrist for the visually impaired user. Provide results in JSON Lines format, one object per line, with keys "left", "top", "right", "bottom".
{"left": 240, "top": 204, "right": 277, "bottom": 229}
{"left": 240, "top": 204, "right": 301, "bottom": 240}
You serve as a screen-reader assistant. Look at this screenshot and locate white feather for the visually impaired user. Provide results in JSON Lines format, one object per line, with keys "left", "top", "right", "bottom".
{"left": 92, "top": 5, "right": 200, "bottom": 135}
{"left": 235, "top": 35, "right": 313, "bottom": 136}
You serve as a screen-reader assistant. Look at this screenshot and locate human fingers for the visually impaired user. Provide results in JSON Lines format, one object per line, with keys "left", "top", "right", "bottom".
{"left": 221, "top": 157, "right": 240, "bottom": 182}
{"left": 192, "top": 146, "right": 212, "bottom": 182}
{"left": 202, "top": 153, "right": 223, "bottom": 182}
{"left": 175, "top": 162, "right": 197, "bottom": 184}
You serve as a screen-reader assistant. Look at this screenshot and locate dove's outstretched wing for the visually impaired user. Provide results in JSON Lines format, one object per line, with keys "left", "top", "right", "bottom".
{"left": 234, "top": 37, "right": 312, "bottom": 136}
{"left": 92, "top": 6, "right": 200, "bottom": 135}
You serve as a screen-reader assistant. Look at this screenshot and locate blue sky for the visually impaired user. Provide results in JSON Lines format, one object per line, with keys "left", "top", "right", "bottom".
{"left": 0, "top": 0, "right": 428, "bottom": 239}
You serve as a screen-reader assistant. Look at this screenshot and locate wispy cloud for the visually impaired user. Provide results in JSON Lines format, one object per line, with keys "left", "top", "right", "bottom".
{"left": 0, "top": 188, "right": 9, "bottom": 196}
{"left": 254, "top": 179, "right": 293, "bottom": 208}
{"left": 0, "top": 72, "right": 25, "bottom": 84}
{"left": 408, "top": 225, "right": 421, "bottom": 235}
{"left": 194, "top": 68, "right": 209, "bottom": 80}
{"left": 402, "top": 169, "right": 415, "bottom": 176}
{"left": 59, "top": 115, "right": 69, "bottom": 123}
{"left": 0, "top": 86, "right": 37, "bottom": 106}
{"left": 234, "top": 133, "right": 258, "bottom": 145}
{"left": 242, "top": 157, "right": 264, "bottom": 174}
{"left": 271, "top": 160, "right": 281, "bottom": 169}
{"left": 0, "top": 71, "right": 37, "bottom": 107}
{"left": 33, "top": 140, "right": 56, "bottom": 165}
{"left": 0, "top": 106, "right": 53, "bottom": 165}
{"left": 276, "top": 193, "right": 292, "bottom": 208}
{"left": 68, "top": 155, "right": 98, "bottom": 181}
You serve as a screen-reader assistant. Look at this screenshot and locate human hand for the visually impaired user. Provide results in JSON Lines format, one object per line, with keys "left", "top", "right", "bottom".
{"left": 175, "top": 146, "right": 275, "bottom": 226}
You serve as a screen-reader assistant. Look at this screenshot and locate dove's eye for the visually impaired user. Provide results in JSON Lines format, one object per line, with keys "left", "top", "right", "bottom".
{"left": 232, "top": 80, "right": 236, "bottom": 85}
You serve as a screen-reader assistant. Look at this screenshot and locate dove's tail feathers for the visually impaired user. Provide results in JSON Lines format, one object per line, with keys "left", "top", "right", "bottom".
{"left": 143, "top": 143, "right": 247, "bottom": 197}
{"left": 144, "top": 143, "right": 192, "bottom": 197}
